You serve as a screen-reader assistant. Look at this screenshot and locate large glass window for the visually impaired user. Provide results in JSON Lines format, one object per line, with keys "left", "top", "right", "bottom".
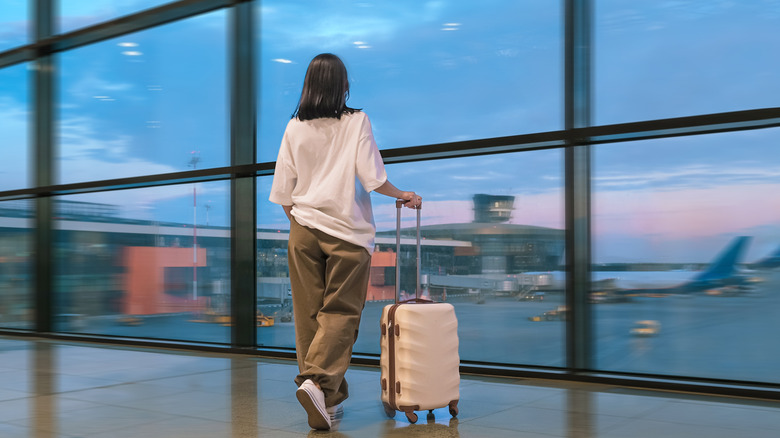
{"left": 595, "top": 1, "right": 780, "bottom": 124}
{"left": 0, "top": 1, "right": 27, "bottom": 52}
{"left": 0, "top": 200, "right": 32, "bottom": 329}
{"left": 592, "top": 128, "right": 780, "bottom": 383}
{"left": 258, "top": 150, "right": 565, "bottom": 366}
{"left": 60, "top": 1, "right": 174, "bottom": 33}
{"left": 53, "top": 182, "right": 230, "bottom": 344}
{"left": 0, "top": 63, "right": 29, "bottom": 191}
{"left": 58, "top": 10, "right": 228, "bottom": 184}
{"left": 257, "top": 0, "right": 562, "bottom": 162}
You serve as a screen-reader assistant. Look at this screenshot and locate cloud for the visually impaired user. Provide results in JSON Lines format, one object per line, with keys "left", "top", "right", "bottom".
{"left": 593, "top": 182, "right": 780, "bottom": 240}
{"left": 259, "top": 1, "right": 446, "bottom": 52}
{"left": 57, "top": 115, "right": 224, "bottom": 220}
{"left": 594, "top": 163, "right": 780, "bottom": 190}
{"left": 67, "top": 72, "right": 135, "bottom": 101}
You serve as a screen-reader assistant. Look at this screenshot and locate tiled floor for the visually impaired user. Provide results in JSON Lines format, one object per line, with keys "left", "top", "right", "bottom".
{"left": 0, "top": 336, "right": 779, "bottom": 437}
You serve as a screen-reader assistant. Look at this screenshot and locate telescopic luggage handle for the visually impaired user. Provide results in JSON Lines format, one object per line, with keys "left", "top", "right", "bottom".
{"left": 395, "top": 200, "right": 421, "bottom": 304}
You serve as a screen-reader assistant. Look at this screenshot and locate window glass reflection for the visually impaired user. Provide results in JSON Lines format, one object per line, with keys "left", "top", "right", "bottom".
{"left": 59, "top": 0, "right": 174, "bottom": 33}
{"left": 58, "top": 10, "right": 228, "bottom": 184}
{"left": 53, "top": 182, "right": 230, "bottom": 344}
{"left": 0, "top": 1, "right": 27, "bottom": 52}
{"left": 258, "top": 150, "right": 565, "bottom": 366}
{"left": 257, "top": 0, "right": 562, "bottom": 162}
{"left": 595, "top": 1, "right": 780, "bottom": 124}
{"left": 593, "top": 128, "right": 780, "bottom": 383}
{"left": 0, "top": 200, "right": 32, "bottom": 329}
{"left": 0, "top": 63, "right": 29, "bottom": 191}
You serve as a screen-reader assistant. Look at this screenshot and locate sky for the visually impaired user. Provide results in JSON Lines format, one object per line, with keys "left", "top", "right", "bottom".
{"left": 1, "top": 0, "right": 780, "bottom": 263}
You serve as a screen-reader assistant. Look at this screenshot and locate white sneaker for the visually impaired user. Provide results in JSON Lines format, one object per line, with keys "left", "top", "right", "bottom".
{"left": 296, "top": 379, "right": 330, "bottom": 430}
{"left": 327, "top": 404, "right": 343, "bottom": 423}
{"left": 327, "top": 404, "right": 343, "bottom": 430}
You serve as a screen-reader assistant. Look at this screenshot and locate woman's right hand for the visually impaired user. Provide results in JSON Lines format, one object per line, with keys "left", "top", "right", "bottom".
{"left": 400, "top": 191, "right": 422, "bottom": 209}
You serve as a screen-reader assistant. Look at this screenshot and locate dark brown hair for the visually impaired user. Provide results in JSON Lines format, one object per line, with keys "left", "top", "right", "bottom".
{"left": 293, "top": 53, "right": 359, "bottom": 121}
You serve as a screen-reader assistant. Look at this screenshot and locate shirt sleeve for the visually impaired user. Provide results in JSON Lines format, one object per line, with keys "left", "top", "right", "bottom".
{"left": 355, "top": 114, "right": 387, "bottom": 192}
{"left": 268, "top": 127, "right": 297, "bottom": 206}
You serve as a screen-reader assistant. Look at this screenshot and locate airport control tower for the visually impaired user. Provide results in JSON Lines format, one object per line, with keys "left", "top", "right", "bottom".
{"left": 473, "top": 194, "right": 515, "bottom": 223}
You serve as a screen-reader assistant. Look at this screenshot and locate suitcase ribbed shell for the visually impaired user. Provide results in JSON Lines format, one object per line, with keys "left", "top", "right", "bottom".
{"left": 380, "top": 302, "right": 460, "bottom": 413}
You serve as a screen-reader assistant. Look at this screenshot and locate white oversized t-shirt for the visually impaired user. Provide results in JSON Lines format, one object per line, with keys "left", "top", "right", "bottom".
{"left": 269, "top": 111, "right": 387, "bottom": 252}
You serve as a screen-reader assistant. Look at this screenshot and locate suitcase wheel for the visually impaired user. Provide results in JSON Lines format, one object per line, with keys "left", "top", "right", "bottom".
{"left": 449, "top": 400, "right": 459, "bottom": 417}
{"left": 405, "top": 411, "right": 418, "bottom": 424}
{"left": 426, "top": 411, "right": 435, "bottom": 422}
{"left": 382, "top": 403, "right": 396, "bottom": 419}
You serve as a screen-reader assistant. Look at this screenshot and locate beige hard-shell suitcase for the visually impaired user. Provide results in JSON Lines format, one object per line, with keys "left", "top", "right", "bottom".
{"left": 379, "top": 201, "right": 460, "bottom": 423}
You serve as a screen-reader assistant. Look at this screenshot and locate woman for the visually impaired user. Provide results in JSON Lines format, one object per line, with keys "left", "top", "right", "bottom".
{"left": 269, "top": 53, "right": 421, "bottom": 430}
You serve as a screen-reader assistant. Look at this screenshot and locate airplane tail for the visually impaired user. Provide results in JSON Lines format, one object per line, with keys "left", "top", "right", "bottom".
{"left": 753, "top": 244, "right": 780, "bottom": 269}
{"left": 693, "top": 236, "right": 751, "bottom": 282}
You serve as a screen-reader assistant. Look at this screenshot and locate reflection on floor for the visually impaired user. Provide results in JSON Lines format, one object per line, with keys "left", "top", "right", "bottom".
{"left": 0, "top": 336, "right": 779, "bottom": 437}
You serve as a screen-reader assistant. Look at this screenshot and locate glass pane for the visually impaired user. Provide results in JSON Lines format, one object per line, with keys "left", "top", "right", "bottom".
{"left": 0, "top": 0, "right": 28, "bottom": 51}
{"left": 60, "top": 0, "right": 174, "bottom": 33}
{"left": 257, "top": 0, "right": 562, "bottom": 162}
{"left": 58, "top": 10, "right": 228, "bottom": 184}
{"left": 257, "top": 178, "right": 293, "bottom": 348}
{"left": 0, "top": 200, "right": 33, "bottom": 329}
{"left": 0, "top": 63, "right": 29, "bottom": 191}
{"left": 259, "top": 150, "right": 566, "bottom": 367}
{"left": 593, "top": 128, "right": 780, "bottom": 383}
{"left": 53, "top": 182, "right": 230, "bottom": 344}
{"left": 595, "top": 1, "right": 780, "bottom": 124}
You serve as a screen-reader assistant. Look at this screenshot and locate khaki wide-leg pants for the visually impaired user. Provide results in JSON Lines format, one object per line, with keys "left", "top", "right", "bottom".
{"left": 288, "top": 217, "right": 371, "bottom": 407}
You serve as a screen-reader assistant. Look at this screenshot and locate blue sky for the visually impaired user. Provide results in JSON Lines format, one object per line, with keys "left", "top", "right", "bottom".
{"left": 1, "top": 0, "right": 780, "bottom": 263}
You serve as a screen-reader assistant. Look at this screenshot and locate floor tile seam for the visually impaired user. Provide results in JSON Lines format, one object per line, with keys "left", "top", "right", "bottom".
{"left": 549, "top": 407, "right": 660, "bottom": 422}
{"left": 57, "top": 364, "right": 234, "bottom": 379}
{"left": 519, "top": 390, "right": 575, "bottom": 407}
{"left": 256, "top": 372, "right": 294, "bottom": 383}
{"left": 32, "top": 397, "right": 205, "bottom": 419}
{"left": 441, "top": 403, "right": 521, "bottom": 425}
{"left": 60, "top": 390, "right": 235, "bottom": 414}
{"left": 257, "top": 394, "right": 298, "bottom": 403}
{"left": 51, "top": 367, "right": 237, "bottom": 391}
{"left": 644, "top": 396, "right": 780, "bottom": 418}
{"left": 0, "top": 395, "right": 34, "bottom": 404}
{"left": 76, "top": 410, "right": 235, "bottom": 436}
{"left": 24, "top": 403, "right": 236, "bottom": 435}
{"left": 664, "top": 397, "right": 780, "bottom": 413}
{"left": 452, "top": 419, "right": 562, "bottom": 437}
{"left": 37, "top": 380, "right": 176, "bottom": 398}
{"left": 624, "top": 414, "right": 770, "bottom": 432}
{"left": 56, "top": 387, "right": 195, "bottom": 406}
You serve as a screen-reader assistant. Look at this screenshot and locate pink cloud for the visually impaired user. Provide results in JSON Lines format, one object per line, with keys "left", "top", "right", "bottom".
{"left": 594, "top": 183, "right": 780, "bottom": 239}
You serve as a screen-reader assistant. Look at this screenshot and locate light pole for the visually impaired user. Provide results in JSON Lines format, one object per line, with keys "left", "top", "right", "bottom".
{"left": 188, "top": 151, "right": 201, "bottom": 300}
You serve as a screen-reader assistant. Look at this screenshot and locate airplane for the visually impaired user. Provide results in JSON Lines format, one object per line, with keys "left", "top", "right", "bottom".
{"left": 524, "top": 236, "right": 756, "bottom": 298}
{"left": 608, "top": 236, "right": 755, "bottom": 297}
{"left": 749, "top": 245, "right": 780, "bottom": 270}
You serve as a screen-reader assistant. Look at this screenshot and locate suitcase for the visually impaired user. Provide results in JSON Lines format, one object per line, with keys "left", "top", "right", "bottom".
{"left": 380, "top": 200, "right": 460, "bottom": 424}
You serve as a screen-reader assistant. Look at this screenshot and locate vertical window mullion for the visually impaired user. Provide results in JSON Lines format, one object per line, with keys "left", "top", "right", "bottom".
{"left": 33, "top": 0, "right": 55, "bottom": 333}
{"left": 564, "top": 0, "right": 593, "bottom": 372}
{"left": 230, "top": 1, "right": 257, "bottom": 347}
